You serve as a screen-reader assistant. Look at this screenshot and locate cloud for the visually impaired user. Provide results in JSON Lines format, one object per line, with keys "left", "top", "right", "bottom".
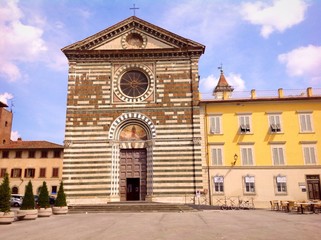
{"left": 228, "top": 73, "right": 246, "bottom": 91}
{"left": 199, "top": 74, "right": 217, "bottom": 94}
{"left": 241, "top": 0, "right": 308, "bottom": 38}
{"left": 11, "top": 130, "right": 21, "bottom": 141}
{"left": 0, "top": 0, "right": 47, "bottom": 82}
{"left": 199, "top": 72, "right": 246, "bottom": 96}
{"left": 0, "top": 92, "right": 14, "bottom": 105}
{"left": 278, "top": 45, "right": 321, "bottom": 84}
{"left": 161, "top": 1, "right": 239, "bottom": 48}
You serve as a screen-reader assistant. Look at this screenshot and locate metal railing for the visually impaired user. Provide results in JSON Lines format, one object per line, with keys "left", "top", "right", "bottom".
{"left": 215, "top": 196, "right": 255, "bottom": 210}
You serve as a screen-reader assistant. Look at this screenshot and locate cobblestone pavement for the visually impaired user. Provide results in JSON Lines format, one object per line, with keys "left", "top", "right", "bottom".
{"left": 1, "top": 210, "right": 320, "bottom": 240}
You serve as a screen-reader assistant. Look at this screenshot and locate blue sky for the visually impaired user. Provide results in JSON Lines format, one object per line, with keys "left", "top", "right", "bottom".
{"left": 0, "top": 0, "right": 320, "bottom": 144}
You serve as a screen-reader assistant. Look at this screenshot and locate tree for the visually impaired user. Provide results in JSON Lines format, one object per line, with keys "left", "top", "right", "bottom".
{"left": 20, "top": 180, "right": 35, "bottom": 210}
{"left": 54, "top": 181, "right": 67, "bottom": 207}
{"left": 0, "top": 173, "right": 11, "bottom": 212}
{"left": 38, "top": 181, "right": 50, "bottom": 208}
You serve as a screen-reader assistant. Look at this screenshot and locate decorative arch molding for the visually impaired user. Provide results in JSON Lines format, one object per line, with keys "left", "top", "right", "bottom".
{"left": 108, "top": 112, "right": 155, "bottom": 198}
{"left": 113, "top": 63, "right": 155, "bottom": 103}
{"left": 108, "top": 112, "right": 156, "bottom": 140}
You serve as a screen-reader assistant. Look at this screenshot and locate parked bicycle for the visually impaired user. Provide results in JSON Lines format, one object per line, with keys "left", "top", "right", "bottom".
{"left": 238, "top": 197, "right": 255, "bottom": 210}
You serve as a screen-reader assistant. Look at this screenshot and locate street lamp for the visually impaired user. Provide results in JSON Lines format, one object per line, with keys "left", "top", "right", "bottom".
{"left": 231, "top": 154, "right": 238, "bottom": 166}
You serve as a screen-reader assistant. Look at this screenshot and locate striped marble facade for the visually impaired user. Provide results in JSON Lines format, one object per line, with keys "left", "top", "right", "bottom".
{"left": 62, "top": 16, "right": 205, "bottom": 204}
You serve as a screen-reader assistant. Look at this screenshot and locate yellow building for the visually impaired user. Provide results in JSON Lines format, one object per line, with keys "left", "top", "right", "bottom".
{"left": 200, "top": 71, "right": 321, "bottom": 208}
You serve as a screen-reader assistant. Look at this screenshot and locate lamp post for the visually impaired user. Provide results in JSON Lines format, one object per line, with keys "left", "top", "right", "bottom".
{"left": 232, "top": 154, "right": 238, "bottom": 166}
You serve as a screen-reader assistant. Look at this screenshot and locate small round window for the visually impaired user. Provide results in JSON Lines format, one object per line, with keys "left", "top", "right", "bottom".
{"left": 120, "top": 70, "right": 149, "bottom": 98}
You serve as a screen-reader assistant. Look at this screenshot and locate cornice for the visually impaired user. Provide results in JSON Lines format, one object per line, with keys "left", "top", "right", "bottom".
{"left": 63, "top": 48, "right": 204, "bottom": 61}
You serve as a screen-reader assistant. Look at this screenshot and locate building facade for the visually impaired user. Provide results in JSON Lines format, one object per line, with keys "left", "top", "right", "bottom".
{"left": 0, "top": 140, "right": 64, "bottom": 196}
{"left": 0, "top": 101, "right": 64, "bottom": 197}
{"left": 200, "top": 72, "right": 321, "bottom": 208}
{"left": 62, "top": 16, "right": 205, "bottom": 204}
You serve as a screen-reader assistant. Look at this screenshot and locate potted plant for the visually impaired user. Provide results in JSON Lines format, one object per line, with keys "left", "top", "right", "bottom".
{"left": 52, "top": 181, "right": 68, "bottom": 214}
{"left": 0, "top": 173, "right": 14, "bottom": 224}
{"left": 17, "top": 180, "right": 38, "bottom": 220}
{"left": 37, "top": 181, "right": 52, "bottom": 217}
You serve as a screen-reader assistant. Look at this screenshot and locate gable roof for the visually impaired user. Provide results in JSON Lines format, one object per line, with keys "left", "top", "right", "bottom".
{"left": 62, "top": 16, "right": 205, "bottom": 59}
{"left": 0, "top": 140, "right": 63, "bottom": 150}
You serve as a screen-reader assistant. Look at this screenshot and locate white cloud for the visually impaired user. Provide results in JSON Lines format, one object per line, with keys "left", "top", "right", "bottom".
{"left": 241, "top": 0, "right": 308, "bottom": 38}
{"left": 199, "top": 74, "right": 217, "bottom": 94}
{"left": 11, "top": 130, "right": 21, "bottom": 141}
{"left": 0, "top": 92, "right": 14, "bottom": 105}
{"left": 278, "top": 45, "right": 321, "bottom": 84}
{"left": 228, "top": 73, "right": 246, "bottom": 91}
{"left": 0, "top": 0, "right": 47, "bottom": 82}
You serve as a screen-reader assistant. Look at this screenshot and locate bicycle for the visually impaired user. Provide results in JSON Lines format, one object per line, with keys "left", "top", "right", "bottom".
{"left": 238, "top": 197, "right": 255, "bottom": 210}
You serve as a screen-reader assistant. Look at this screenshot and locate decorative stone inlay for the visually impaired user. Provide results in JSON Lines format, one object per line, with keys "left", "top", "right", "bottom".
{"left": 113, "top": 64, "right": 155, "bottom": 103}
{"left": 64, "top": 140, "right": 72, "bottom": 148}
{"left": 108, "top": 112, "right": 156, "bottom": 140}
{"left": 121, "top": 30, "right": 147, "bottom": 49}
{"left": 192, "top": 137, "right": 202, "bottom": 145}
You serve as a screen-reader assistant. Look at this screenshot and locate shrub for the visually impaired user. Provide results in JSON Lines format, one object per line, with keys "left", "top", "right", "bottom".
{"left": 20, "top": 180, "right": 35, "bottom": 210}
{"left": 54, "top": 181, "right": 67, "bottom": 207}
{"left": 0, "top": 173, "right": 11, "bottom": 212}
{"left": 38, "top": 181, "right": 50, "bottom": 208}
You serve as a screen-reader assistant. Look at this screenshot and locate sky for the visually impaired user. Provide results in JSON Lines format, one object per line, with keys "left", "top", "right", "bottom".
{"left": 0, "top": 0, "right": 320, "bottom": 145}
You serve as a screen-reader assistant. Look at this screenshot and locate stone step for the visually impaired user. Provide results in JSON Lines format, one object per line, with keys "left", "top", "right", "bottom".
{"left": 68, "top": 202, "right": 200, "bottom": 214}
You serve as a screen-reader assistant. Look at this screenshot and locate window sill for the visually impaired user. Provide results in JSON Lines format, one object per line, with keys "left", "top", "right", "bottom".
{"left": 212, "top": 192, "right": 225, "bottom": 195}
{"left": 275, "top": 193, "right": 287, "bottom": 196}
{"left": 243, "top": 192, "right": 256, "bottom": 196}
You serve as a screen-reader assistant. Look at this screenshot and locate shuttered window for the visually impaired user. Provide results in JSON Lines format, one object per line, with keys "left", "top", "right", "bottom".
{"left": 272, "top": 146, "right": 285, "bottom": 165}
{"left": 303, "top": 145, "right": 316, "bottom": 165}
{"left": 211, "top": 147, "right": 223, "bottom": 166}
{"left": 209, "top": 116, "right": 222, "bottom": 134}
{"left": 239, "top": 115, "right": 251, "bottom": 133}
{"left": 25, "top": 168, "right": 35, "bottom": 178}
{"left": 39, "top": 168, "right": 46, "bottom": 178}
{"left": 241, "top": 147, "right": 254, "bottom": 166}
{"left": 269, "top": 114, "right": 282, "bottom": 132}
{"left": 52, "top": 168, "right": 59, "bottom": 178}
{"left": 11, "top": 168, "right": 22, "bottom": 178}
{"left": 299, "top": 113, "right": 313, "bottom": 132}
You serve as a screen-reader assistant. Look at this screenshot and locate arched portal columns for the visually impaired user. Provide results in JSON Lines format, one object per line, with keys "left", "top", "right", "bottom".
{"left": 108, "top": 112, "right": 156, "bottom": 202}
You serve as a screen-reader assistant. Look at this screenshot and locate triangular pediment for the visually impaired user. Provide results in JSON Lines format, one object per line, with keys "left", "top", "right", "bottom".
{"left": 62, "top": 16, "right": 205, "bottom": 52}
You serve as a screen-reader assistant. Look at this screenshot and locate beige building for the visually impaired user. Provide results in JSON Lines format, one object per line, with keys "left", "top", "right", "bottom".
{"left": 0, "top": 101, "right": 64, "bottom": 196}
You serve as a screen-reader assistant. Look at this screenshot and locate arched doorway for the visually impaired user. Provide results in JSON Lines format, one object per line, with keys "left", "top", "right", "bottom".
{"left": 108, "top": 112, "right": 156, "bottom": 202}
{"left": 119, "top": 125, "right": 147, "bottom": 201}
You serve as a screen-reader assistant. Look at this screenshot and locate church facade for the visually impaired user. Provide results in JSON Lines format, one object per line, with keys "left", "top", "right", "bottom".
{"left": 62, "top": 17, "right": 205, "bottom": 204}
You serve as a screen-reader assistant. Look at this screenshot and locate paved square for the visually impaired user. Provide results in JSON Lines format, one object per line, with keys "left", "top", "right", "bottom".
{"left": 1, "top": 210, "right": 320, "bottom": 240}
